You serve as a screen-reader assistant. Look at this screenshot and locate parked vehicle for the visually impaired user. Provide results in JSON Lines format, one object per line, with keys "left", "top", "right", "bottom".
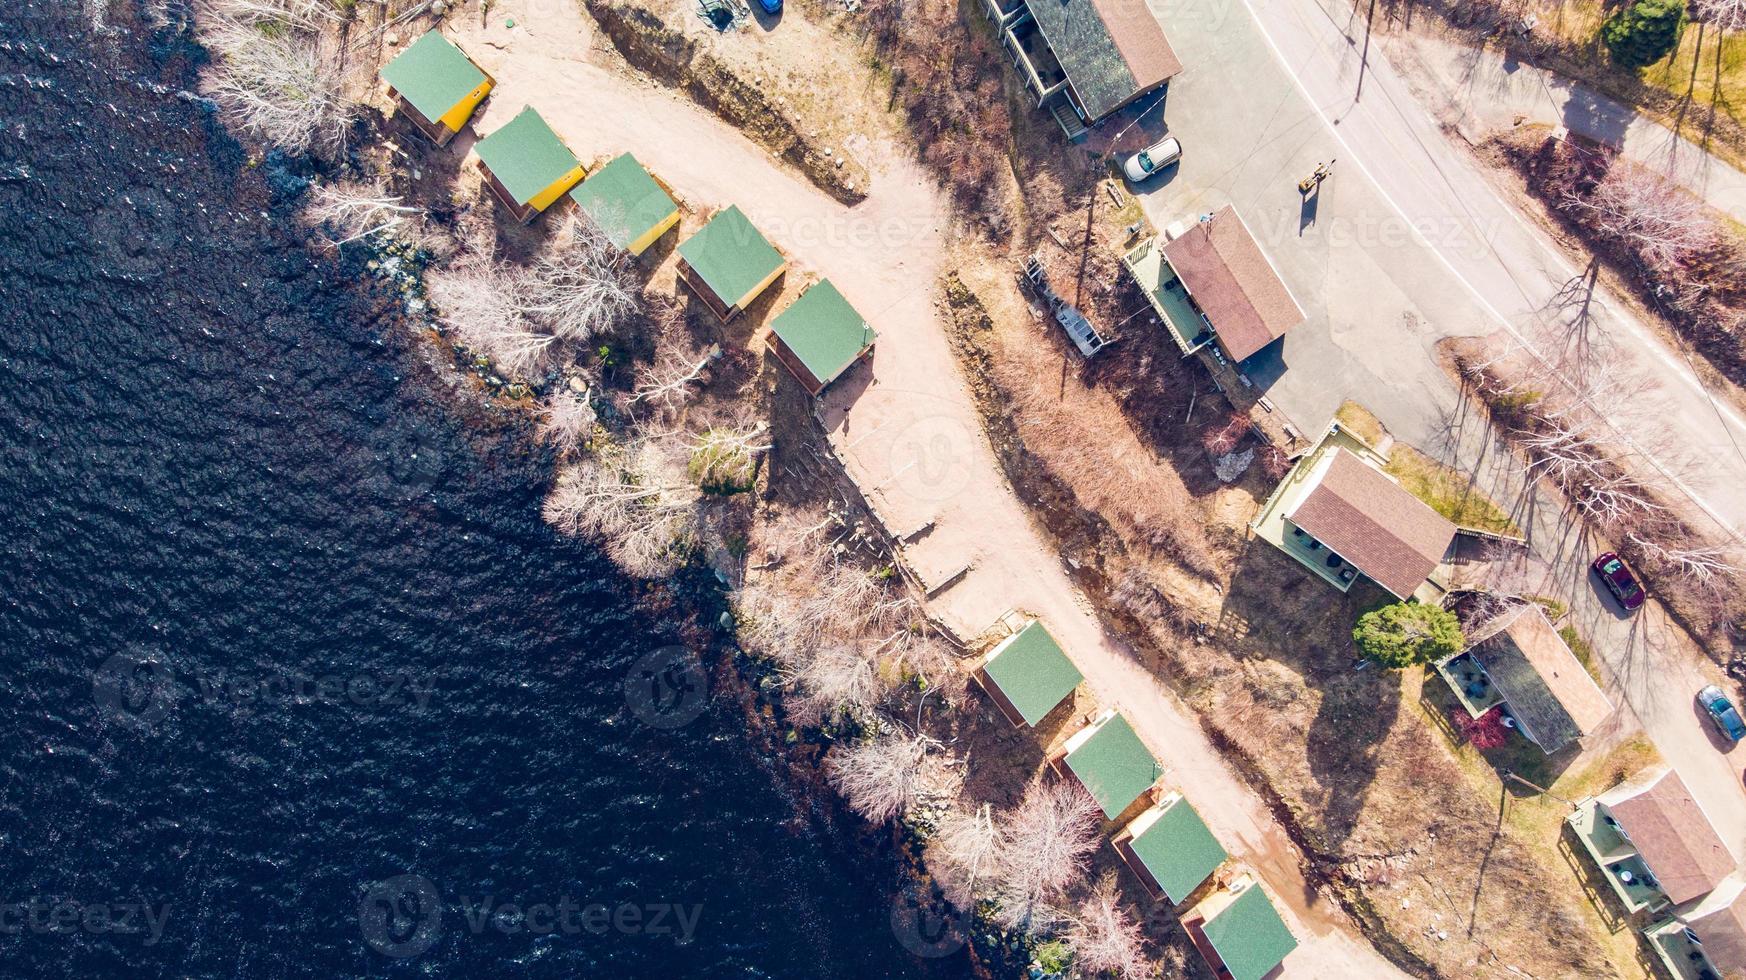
{"left": 1122, "top": 136, "right": 1182, "bottom": 182}
{"left": 757, "top": 0, "right": 782, "bottom": 14}
{"left": 1591, "top": 551, "right": 1645, "bottom": 611}
{"left": 1699, "top": 685, "right": 1746, "bottom": 742}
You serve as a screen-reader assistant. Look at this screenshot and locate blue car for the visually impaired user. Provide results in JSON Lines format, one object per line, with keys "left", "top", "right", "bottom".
{"left": 1699, "top": 685, "right": 1746, "bottom": 742}
{"left": 757, "top": 0, "right": 782, "bottom": 14}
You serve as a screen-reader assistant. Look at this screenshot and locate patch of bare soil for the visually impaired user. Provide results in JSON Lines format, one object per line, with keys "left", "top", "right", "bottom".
{"left": 580, "top": 0, "right": 871, "bottom": 202}
{"left": 941, "top": 267, "right": 1631, "bottom": 979}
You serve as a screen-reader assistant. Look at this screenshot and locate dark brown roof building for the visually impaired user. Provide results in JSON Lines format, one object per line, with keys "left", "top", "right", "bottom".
{"left": 1020, "top": 0, "right": 1182, "bottom": 122}
{"left": 1469, "top": 607, "right": 1613, "bottom": 753}
{"left": 1160, "top": 205, "right": 1305, "bottom": 362}
{"left": 1284, "top": 449, "right": 1456, "bottom": 599}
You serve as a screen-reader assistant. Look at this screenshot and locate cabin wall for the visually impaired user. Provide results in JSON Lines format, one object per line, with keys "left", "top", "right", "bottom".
{"left": 527, "top": 165, "right": 588, "bottom": 214}
{"left": 733, "top": 261, "right": 788, "bottom": 311}
{"left": 437, "top": 79, "right": 494, "bottom": 132}
{"left": 627, "top": 208, "right": 680, "bottom": 256}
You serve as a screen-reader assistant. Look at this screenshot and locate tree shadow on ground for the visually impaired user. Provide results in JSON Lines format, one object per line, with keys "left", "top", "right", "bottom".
{"left": 1216, "top": 539, "right": 1403, "bottom": 849}
{"left": 1075, "top": 299, "right": 1247, "bottom": 500}
{"left": 382, "top": 111, "right": 475, "bottom": 212}
{"left": 952, "top": 685, "right": 1094, "bottom": 813}
{"left": 1563, "top": 83, "right": 1636, "bottom": 149}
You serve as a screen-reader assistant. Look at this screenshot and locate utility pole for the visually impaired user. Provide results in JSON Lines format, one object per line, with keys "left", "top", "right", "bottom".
{"left": 1499, "top": 769, "right": 1579, "bottom": 810}
{"left": 1355, "top": 0, "right": 1379, "bottom": 102}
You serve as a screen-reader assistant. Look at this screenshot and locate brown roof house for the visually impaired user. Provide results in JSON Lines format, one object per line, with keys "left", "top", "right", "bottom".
{"left": 1251, "top": 425, "right": 1457, "bottom": 601}
{"left": 1645, "top": 874, "right": 1746, "bottom": 980}
{"left": 1122, "top": 206, "right": 1307, "bottom": 362}
{"left": 1135, "top": 205, "right": 1306, "bottom": 363}
{"left": 982, "top": 0, "right": 1182, "bottom": 139}
{"left": 1436, "top": 605, "right": 1613, "bottom": 756}
{"left": 1569, "top": 766, "right": 1736, "bottom": 916}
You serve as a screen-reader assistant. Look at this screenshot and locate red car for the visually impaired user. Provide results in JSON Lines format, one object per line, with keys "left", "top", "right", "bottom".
{"left": 1592, "top": 552, "right": 1646, "bottom": 611}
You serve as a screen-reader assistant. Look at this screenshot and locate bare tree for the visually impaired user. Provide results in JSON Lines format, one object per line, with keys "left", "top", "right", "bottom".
{"left": 1626, "top": 530, "right": 1745, "bottom": 610}
{"left": 1067, "top": 874, "right": 1152, "bottom": 980}
{"left": 1561, "top": 167, "right": 1716, "bottom": 270}
{"left": 205, "top": 0, "right": 337, "bottom": 31}
{"left": 427, "top": 259, "right": 557, "bottom": 379}
{"left": 301, "top": 181, "right": 428, "bottom": 249}
{"left": 542, "top": 438, "right": 698, "bottom": 577}
{"left": 537, "top": 389, "right": 597, "bottom": 458}
{"left": 883, "top": 626, "right": 965, "bottom": 704}
{"left": 1513, "top": 419, "right": 1667, "bottom": 529}
{"left": 1693, "top": 0, "right": 1746, "bottom": 32}
{"left": 826, "top": 730, "right": 943, "bottom": 824}
{"left": 688, "top": 423, "right": 770, "bottom": 494}
{"left": 197, "top": 0, "right": 356, "bottom": 156}
{"left": 927, "top": 803, "right": 1001, "bottom": 908}
{"left": 524, "top": 216, "right": 641, "bottom": 340}
{"left": 787, "top": 645, "right": 887, "bottom": 726}
{"left": 629, "top": 341, "right": 720, "bottom": 417}
{"left": 992, "top": 777, "right": 1102, "bottom": 933}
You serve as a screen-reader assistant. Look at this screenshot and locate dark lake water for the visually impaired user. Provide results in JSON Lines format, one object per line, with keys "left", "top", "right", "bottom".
{"left": 0, "top": 6, "right": 962, "bottom": 976}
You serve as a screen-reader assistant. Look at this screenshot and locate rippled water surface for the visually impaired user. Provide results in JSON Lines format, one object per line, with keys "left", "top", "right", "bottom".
{"left": 0, "top": 7, "right": 951, "bottom": 976}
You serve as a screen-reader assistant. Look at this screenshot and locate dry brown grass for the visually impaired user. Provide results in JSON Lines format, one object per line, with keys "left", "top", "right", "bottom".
{"left": 948, "top": 270, "right": 1223, "bottom": 578}
{"left": 944, "top": 265, "right": 1632, "bottom": 978}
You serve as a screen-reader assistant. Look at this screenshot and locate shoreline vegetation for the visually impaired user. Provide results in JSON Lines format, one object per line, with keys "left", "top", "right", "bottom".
{"left": 185, "top": 0, "right": 1171, "bottom": 974}
{"left": 181, "top": 0, "right": 1740, "bottom": 977}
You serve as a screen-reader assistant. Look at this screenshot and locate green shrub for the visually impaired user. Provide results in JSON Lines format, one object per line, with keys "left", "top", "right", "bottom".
{"left": 1602, "top": 0, "right": 1687, "bottom": 69}
{"left": 1033, "top": 939, "right": 1071, "bottom": 975}
{"left": 1353, "top": 603, "right": 1464, "bottom": 668}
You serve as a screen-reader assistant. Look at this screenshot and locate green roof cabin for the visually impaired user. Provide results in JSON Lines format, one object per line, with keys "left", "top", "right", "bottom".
{"left": 676, "top": 206, "right": 787, "bottom": 322}
{"left": 1113, "top": 791, "right": 1227, "bottom": 904}
{"left": 380, "top": 31, "right": 494, "bottom": 147}
{"left": 1049, "top": 709, "right": 1161, "bottom": 820}
{"left": 473, "top": 107, "right": 586, "bottom": 225}
{"left": 972, "top": 619, "right": 1082, "bottom": 728}
{"left": 567, "top": 153, "right": 680, "bottom": 257}
{"left": 1182, "top": 874, "right": 1298, "bottom": 980}
{"left": 765, "top": 279, "right": 877, "bottom": 396}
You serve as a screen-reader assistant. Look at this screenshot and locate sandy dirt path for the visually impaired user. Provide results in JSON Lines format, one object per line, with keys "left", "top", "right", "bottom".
{"left": 446, "top": 3, "right": 1404, "bottom": 973}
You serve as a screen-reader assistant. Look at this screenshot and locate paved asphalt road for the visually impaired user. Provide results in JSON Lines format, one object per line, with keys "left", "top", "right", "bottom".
{"left": 1127, "top": 0, "right": 1746, "bottom": 868}
{"left": 1239, "top": 0, "right": 1746, "bottom": 538}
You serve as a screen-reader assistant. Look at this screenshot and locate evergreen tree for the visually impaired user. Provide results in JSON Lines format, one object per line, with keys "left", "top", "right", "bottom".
{"left": 1602, "top": 0, "right": 1688, "bottom": 69}
{"left": 1353, "top": 602, "right": 1465, "bottom": 668}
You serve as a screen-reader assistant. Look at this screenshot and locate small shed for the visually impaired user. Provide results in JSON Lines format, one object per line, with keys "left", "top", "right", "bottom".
{"left": 1113, "top": 791, "right": 1227, "bottom": 904}
{"left": 766, "top": 279, "right": 877, "bottom": 396}
{"left": 972, "top": 619, "right": 1082, "bottom": 727}
{"left": 473, "top": 107, "right": 586, "bottom": 225}
{"left": 567, "top": 153, "right": 680, "bottom": 257}
{"left": 1049, "top": 710, "right": 1160, "bottom": 820}
{"left": 1183, "top": 876, "right": 1299, "bottom": 980}
{"left": 381, "top": 31, "right": 494, "bottom": 147}
{"left": 676, "top": 206, "right": 787, "bottom": 322}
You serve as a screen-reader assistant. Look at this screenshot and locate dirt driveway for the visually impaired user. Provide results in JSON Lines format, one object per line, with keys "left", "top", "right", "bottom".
{"left": 445, "top": 1, "right": 1403, "bottom": 973}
